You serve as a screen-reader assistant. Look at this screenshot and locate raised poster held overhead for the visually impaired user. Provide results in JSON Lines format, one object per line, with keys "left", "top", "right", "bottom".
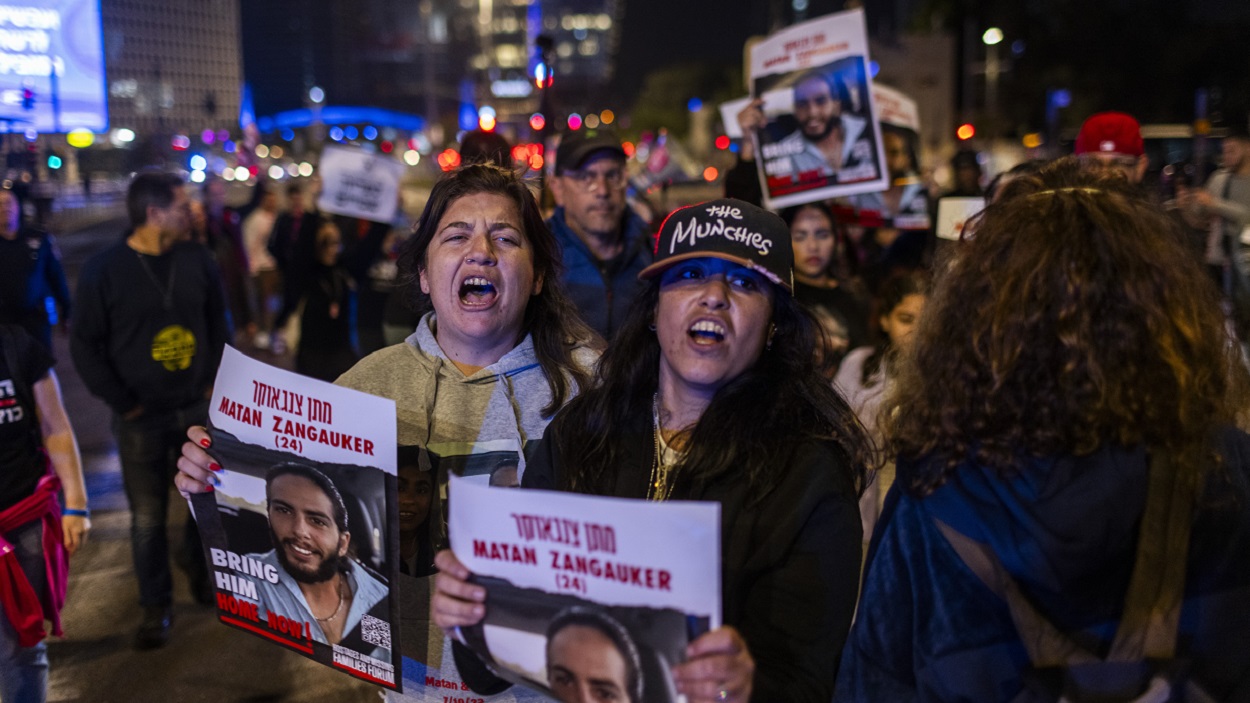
{"left": 747, "top": 9, "right": 888, "bottom": 209}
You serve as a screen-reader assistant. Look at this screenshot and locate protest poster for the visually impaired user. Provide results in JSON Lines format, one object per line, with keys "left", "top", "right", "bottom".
{"left": 189, "top": 346, "right": 401, "bottom": 690}
{"left": 747, "top": 9, "right": 888, "bottom": 209}
{"left": 842, "top": 82, "right": 932, "bottom": 232}
{"left": 317, "top": 143, "right": 406, "bottom": 223}
{"left": 447, "top": 476, "right": 721, "bottom": 703}
{"left": 935, "top": 196, "right": 986, "bottom": 241}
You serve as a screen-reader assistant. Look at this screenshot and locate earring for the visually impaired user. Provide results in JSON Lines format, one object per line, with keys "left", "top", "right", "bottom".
{"left": 766, "top": 324, "right": 776, "bottom": 350}
{"left": 648, "top": 323, "right": 656, "bottom": 331}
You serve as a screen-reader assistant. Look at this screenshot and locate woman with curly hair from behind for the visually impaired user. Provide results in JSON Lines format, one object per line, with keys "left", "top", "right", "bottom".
{"left": 835, "top": 158, "right": 1250, "bottom": 701}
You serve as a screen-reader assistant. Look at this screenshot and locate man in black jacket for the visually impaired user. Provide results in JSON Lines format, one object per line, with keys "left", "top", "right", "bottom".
{"left": 0, "top": 187, "right": 71, "bottom": 352}
{"left": 71, "top": 172, "right": 231, "bottom": 649}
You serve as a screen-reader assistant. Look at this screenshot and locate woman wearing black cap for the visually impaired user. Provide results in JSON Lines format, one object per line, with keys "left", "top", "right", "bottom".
{"left": 434, "top": 199, "right": 870, "bottom": 703}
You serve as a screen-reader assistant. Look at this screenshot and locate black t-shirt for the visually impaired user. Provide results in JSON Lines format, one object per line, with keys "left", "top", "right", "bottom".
{"left": 0, "top": 327, "right": 53, "bottom": 510}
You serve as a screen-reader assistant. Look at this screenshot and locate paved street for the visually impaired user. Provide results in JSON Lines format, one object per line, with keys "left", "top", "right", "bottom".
{"left": 44, "top": 213, "right": 381, "bottom": 703}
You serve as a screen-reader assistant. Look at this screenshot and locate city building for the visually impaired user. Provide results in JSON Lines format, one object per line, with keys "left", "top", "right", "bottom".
{"left": 101, "top": 0, "right": 243, "bottom": 139}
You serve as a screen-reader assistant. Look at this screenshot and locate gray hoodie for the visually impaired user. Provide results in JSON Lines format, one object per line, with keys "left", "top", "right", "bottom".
{"left": 337, "top": 311, "right": 597, "bottom": 702}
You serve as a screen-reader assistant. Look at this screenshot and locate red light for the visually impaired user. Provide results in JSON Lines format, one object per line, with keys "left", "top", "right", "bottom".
{"left": 567, "top": 114, "right": 582, "bottom": 131}
{"left": 956, "top": 123, "right": 976, "bottom": 140}
{"left": 714, "top": 135, "right": 730, "bottom": 150}
{"left": 529, "top": 113, "right": 546, "bottom": 131}
{"left": 380, "top": 140, "right": 393, "bottom": 153}
{"left": 512, "top": 145, "right": 528, "bottom": 161}
{"left": 703, "top": 166, "right": 719, "bottom": 182}
{"left": 248, "top": 165, "right": 259, "bottom": 176}
{"left": 622, "top": 141, "right": 635, "bottom": 157}
{"left": 437, "top": 148, "right": 461, "bottom": 172}
{"left": 529, "top": 154, "right": 544, "bottom": 171}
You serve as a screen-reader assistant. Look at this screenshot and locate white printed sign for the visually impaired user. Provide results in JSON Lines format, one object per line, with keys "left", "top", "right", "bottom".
{"left": 935, "top": 196, "right": 986, "bottom": 241}
{"left": 317, "top": 144, "right": 406, "bottom": 223}
{"left": 448, "top": 476, "right": 721, "bottom": 702}
{"left": 192, "top": 346, "right": 400, "bottom": 690}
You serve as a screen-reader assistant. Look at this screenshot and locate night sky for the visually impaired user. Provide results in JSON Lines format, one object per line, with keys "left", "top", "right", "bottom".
{"left": 613, "top": 0, "right": 763, "bottom": 96}
{"left": 238, "top": 0, "right": 1250, "bottom": 131}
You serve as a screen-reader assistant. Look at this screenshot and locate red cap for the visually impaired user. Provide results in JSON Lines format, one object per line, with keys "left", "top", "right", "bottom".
{"left": 1074, "top": 112, "right": 1144, "bottom": 157}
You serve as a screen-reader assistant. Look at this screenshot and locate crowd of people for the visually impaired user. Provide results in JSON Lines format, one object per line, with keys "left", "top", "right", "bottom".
{"left": 4, "top": 105, "right": 1250, "bottom": 703}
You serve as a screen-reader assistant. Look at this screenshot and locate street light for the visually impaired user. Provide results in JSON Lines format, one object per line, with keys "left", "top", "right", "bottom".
{"left": 982, "top": 27, "right": 1003, "bottom": 136}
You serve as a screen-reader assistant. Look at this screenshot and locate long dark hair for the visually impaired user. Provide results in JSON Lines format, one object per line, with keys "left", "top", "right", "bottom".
{"left": 553, "top": 278, "right": 870, "bottom": 504}
{"left": 860, "top": 271, "right": 928, "bottom": 388}
{"left": 397, "top": 163, "right": 595, "bottom": 415}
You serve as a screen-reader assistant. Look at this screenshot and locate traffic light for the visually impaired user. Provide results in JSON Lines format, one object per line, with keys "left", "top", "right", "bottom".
{"left": 533, "top": 61, "right": 553, "bottom": 90}
{"left": 21, "top": 86, "right": 34, "bottom": 110}
{"left": 534, "top": 34, "right": 554, "bottom": 90}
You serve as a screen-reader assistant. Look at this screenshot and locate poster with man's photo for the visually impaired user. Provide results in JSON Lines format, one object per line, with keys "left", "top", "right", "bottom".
{"left": 748, "top": 9, "right": 889, "bottom": 208}
{"left": 448, "top": 476, "right": 721, "bottom": 703}
{"left": 189, "top": 346, "right": 401, "bottom": 690}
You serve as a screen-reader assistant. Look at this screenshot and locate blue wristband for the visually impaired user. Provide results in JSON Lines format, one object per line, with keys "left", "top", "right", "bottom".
{"left": 63, "top": 508, "right": 89, "bottom": 518}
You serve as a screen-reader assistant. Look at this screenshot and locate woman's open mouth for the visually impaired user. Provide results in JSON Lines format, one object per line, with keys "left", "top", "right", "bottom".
{"left": 460, "top": 276, "right": 497, "bottom": 306}
{"left": 688, "top": 320, "right": 726, "bottom": 345}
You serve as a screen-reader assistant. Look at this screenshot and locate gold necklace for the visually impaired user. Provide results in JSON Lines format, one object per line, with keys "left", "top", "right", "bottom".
{"left": 313, "top": 576, "right": 346, "bottom": 623}
{"left": 648, "top": 393, "right": 675, "bottom": 501}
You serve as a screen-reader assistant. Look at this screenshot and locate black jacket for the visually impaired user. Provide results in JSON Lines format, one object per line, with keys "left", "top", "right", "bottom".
{"left": 457, "top": 406, "right": 863, "bottom": 702}
{"left": 0, "top": 226, "right": 71, "bottom": 350}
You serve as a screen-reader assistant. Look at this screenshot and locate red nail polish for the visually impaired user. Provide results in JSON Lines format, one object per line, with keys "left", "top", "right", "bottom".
{"left": 209, "top": 462, "right": 222, "bottom": 472}
{"left": 205, "top": 483, "right": 214, "bottom": 492}
{"left": 199, "top": 438, "right": 211, "bottom": 448}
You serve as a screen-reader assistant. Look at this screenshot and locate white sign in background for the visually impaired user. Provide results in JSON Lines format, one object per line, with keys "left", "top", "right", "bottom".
{"left": 316, "top": 144, "right": 406, "bottom": 224}
{"left": 935, "top": 196, "right": 987, "bottom": 241}
{"left": 449, "top": 475, "right": 722, "bottom": 625}
{"left": 871, "top": 83, "right": 921, "bottom": 133}
{"left": 208, "top": 345, "right": 397, "bottom": 476}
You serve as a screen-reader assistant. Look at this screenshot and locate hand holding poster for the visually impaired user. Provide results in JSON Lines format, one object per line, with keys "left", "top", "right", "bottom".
{"left": 317, "top": 144, "right": 406, "bottom": 223}
{"left": 190, "top": 346, "right": 401, "bottom": 689}
{"left": 747, "top": 9, "right": 889, "bottom": 209}
{"left": 448, "top": 476, "right": 721, "bottom": 702}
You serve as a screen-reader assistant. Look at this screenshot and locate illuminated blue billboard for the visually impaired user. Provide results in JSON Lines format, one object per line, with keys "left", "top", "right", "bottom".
{"left": 0, "top": 0, "right": 106, "bottom": 132}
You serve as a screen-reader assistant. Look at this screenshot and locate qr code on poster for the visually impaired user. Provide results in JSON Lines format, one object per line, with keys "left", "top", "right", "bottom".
{"left": 361, "top": 614, "right": 391, "bottom": 649}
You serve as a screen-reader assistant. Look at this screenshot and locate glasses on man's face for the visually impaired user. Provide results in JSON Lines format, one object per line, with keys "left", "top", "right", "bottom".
{"left": 563, "top": 166, "right": 627, "bottom": 192}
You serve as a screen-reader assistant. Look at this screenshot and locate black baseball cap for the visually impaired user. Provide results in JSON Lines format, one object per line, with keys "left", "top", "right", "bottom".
{"left": 554, "top": 129, "right": 626, "bottom": 174}
{"left": 639, "top": 199, "right": 794, "bottom": 293}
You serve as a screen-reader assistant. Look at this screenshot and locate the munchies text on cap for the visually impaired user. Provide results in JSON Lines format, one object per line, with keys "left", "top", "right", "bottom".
{"left": 670, "top": 203, "right": 774, "bottom": 257}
